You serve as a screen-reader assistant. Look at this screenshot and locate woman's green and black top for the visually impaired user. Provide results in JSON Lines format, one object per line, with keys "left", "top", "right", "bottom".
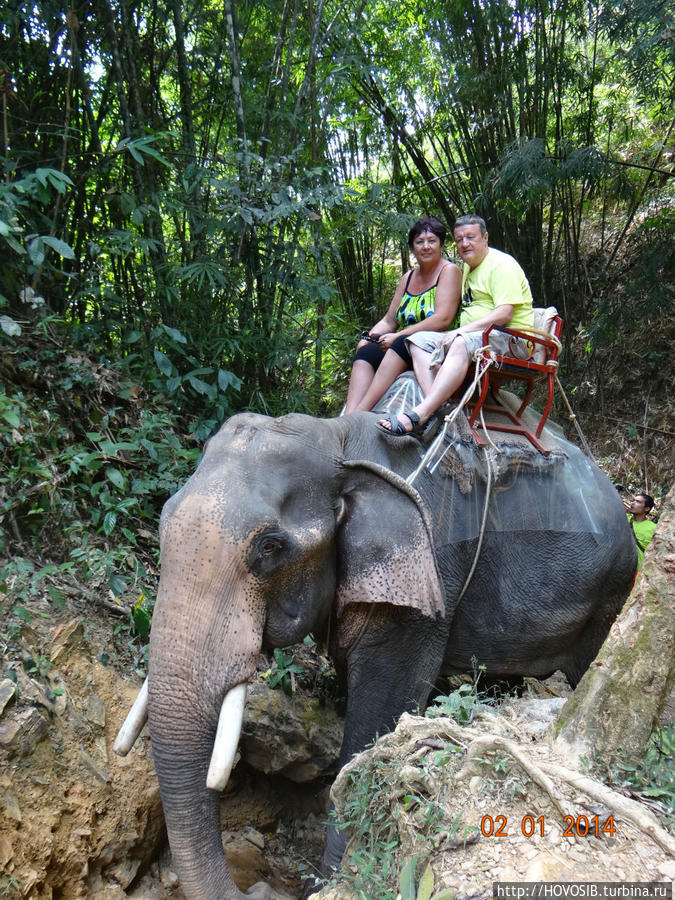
{"left": 395, "top": 265, "right": 459, "bottom": 328}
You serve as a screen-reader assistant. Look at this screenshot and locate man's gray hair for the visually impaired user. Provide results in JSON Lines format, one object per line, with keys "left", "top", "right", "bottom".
{"left": 454, "top": 214, "right": 487, "bottom": 234}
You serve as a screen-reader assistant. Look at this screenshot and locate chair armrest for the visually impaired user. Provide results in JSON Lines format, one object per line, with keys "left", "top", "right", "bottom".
{"left": 481, "top": 323, "right": 561, "bottom": 361}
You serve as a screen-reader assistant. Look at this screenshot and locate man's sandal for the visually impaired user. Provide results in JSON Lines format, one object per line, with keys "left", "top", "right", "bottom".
{"left": 377, "top": 411, "right": 432, "bottom": 438}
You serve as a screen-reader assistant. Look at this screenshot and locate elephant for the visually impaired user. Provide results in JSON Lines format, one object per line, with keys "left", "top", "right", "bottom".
{"left": 115, "top": 392, "right": 636, "bottom": 900}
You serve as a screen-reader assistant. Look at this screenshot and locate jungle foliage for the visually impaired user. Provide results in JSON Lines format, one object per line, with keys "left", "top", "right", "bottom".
{"left": 0, "top": 0, "right": 673, "bottom": 597}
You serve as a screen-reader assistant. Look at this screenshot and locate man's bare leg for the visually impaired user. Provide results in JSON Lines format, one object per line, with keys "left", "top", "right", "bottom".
{"left": 410, "top": 344, "right": 437, "bottom": 396}
{"left": 355, "top": 351, "right": 409, "bottom": 411}
{"left": 379, "top": 339, "right": 470, "bottom": 432}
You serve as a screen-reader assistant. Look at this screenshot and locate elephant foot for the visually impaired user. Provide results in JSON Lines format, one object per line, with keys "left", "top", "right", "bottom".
{"left": 245, "top": 882, "right": 272, "bottom": 899}
{"left": 299, "top": 874, "right": 325, "bottom": 899}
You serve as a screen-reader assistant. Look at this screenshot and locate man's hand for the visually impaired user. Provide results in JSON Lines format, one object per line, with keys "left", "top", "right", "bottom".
{"left": 438, "top": 329, "right": 460, "bottom": 348}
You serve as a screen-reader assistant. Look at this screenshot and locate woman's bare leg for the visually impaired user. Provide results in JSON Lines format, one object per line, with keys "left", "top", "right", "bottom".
{"left": 379, "top": 339, "right": 470, "bottom": 432}
{"left": 343, "top": 360, "right": 378, "bottom": 414}
{"left": 355, "top": 351, "right": 409, "bottom": 411}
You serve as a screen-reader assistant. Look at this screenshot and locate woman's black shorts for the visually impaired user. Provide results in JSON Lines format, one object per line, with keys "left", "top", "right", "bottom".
{"left": 354, "top": 334, "right": 412, "bottom": 369}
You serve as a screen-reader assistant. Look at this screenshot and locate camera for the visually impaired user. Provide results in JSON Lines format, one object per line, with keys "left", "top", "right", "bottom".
{"left": 361, "top": 331, "right": 380, "bottom": 344}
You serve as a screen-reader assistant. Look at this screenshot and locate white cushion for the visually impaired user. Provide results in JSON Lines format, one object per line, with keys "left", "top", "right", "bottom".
{"left": 531, "top": 306, "right": 559, "bottom": 364}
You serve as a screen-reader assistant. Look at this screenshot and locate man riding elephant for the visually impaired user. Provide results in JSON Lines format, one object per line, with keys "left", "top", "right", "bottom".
{"left": 352, "top": 214, "right": 536, "bottom": 438}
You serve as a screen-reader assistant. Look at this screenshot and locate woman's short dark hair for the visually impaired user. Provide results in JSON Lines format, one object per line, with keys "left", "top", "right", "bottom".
{"left": 408, "top": 217, "right": 447, "bottom": 248}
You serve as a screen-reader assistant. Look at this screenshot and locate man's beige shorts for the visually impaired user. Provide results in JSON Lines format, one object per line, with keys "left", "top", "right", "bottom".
{"left": 407, "top": 329, "right": 532, "bottom": 367}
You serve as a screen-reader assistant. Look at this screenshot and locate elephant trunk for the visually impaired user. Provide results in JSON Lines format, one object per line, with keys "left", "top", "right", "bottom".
{"left": 147, "top": 496, "right": 269, "bottom": 900}
{"left": 148, "top": 655, "right": 259, "bottom": 899}
{"left": 151, "top": 732, "right": 238, "bottom": 899}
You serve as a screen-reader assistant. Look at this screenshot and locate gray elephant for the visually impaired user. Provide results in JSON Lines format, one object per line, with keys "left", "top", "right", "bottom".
{"left": 115, "top": 399, "right": 636, "bottom": 900}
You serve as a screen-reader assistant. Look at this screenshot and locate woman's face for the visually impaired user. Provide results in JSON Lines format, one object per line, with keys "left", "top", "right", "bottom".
{"left": 411, "top": 230, "right": 442, "bottom": 265}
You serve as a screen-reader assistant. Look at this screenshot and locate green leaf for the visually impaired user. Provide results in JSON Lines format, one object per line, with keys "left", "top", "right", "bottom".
{"left": 218, "top": 369, "right": 242, "bottom": 392}
{"left": 1, "top": 408, "right": 21, "bottom": 427}
{"left": 27, "top": 236, "right": 45, "bottom": 266}
{"left": 132, "top": 605, "right": 152, "bottom": 641}
{"left": 13, "top": 605, "right": 32, "bottom": 623}
{"left": 154, "top": 350, "right": 174, "bottom": 376}
{"left": 430, "top": 890, "right": 455, "bottom": 900}
{"left": 42, "top": 235, "right": 76, "bottom": 259}
{"left": 161, "top": 324, "right": 188, "bottom": 344}
{"left": 399, "top": 858, "right": 417, "bottom": 900}
{"left": 186, "top": 374, "right": 212, "bottom": 396}
{"left": 108, "top": 573, "right": 128, "bottom": 596}
{"left": 100, "top": 441, "right": 139, "bottom": 454}
{"left": 418, "top": 862, "right": 435, "bottom": 900}
{"left": 106, "top": 467, "right": 126, "bottom": 491}
{"left": 102, "top": 510, "right": 117, "bottom": 536}
{"left": 48, "top": 585, "right": 67, "bottom": 608}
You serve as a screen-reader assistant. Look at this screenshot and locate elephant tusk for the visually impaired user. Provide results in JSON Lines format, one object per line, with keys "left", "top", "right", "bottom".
{"left": 113, "top": 677, "right": 149, "bottom": 756}
{"left": 206, "top": 683, "right": 247, "bottom": 791}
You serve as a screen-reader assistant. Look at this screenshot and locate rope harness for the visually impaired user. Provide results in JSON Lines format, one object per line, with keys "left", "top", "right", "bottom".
{"left": 407, "top": 345, "right": 499, "bottom": 606}
{"left": 405, "top": 337, "right": 594, "bottom": 606}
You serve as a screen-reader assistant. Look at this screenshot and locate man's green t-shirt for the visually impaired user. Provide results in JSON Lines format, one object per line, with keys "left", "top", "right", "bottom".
{"left": 460, "top": 247, "right": 534, "bottom": 332}
{"left": 627, "top": 516, "right": 657, "bottom": 570}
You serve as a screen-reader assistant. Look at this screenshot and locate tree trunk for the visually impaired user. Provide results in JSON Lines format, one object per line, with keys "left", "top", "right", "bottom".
{"left": 553, "top": 485, "right": 674, "bottom": 768}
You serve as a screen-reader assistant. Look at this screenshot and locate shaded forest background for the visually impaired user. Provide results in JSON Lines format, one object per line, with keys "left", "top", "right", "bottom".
{"left": 1, "top": 0, "right": 673, "bottom": 642}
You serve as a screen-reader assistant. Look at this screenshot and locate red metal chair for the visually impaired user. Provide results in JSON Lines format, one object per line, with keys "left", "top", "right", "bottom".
{"left": 465, "top": 307, "right": 564, "bottom": 454}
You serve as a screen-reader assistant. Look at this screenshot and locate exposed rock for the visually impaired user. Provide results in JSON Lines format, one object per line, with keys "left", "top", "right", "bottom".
{"left": 502, "top": 696, "right": 568, "bottom": 736}
{"left": 87, "top": 694, "right": 107, "bottom": 727}
{"left": 0, "top": 706, "right": 48, "bottom": 756}
{"left": 49, "top": 617, "right": 85, "bottom": 663}
{"left": 0, "top": 678, "right": 16, "bottom": 714}
{"left": 0, "top": 621, "right": 164, "bottom": 899}
{"left": 314, "top": 710, "right": 674, "bottom": 899}
{"left": 241, "top": 680, "right": 343, "bottom": 782}
{"left": 2, "top": 787, "right": 22, "bottom": 822}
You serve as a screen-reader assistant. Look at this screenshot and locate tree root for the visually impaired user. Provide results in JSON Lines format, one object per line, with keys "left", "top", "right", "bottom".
{"left": 454, "top": 730, "right": 675, "bottom": 858}
{"left": 455, "top": 734, "right": 573, "bottom": 820}
{"left": 538, "top": 761, "right": 675, "bottom": 858}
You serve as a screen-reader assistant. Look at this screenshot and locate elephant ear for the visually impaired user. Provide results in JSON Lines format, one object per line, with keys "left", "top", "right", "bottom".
{"left": 335, "top": 459, "right": 444, "bottom": 621}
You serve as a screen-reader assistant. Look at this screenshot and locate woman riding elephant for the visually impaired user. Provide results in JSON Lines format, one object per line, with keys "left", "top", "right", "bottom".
{"left": 343, "top": 216, "right": 461, "bottom": 413}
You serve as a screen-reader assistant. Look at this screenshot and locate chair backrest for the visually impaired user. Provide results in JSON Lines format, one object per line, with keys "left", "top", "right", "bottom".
{"left": 531, "top": 306, "right": 561, "bottom": 365}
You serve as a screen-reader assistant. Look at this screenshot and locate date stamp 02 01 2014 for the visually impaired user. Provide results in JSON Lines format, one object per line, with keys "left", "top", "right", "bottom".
{"left": 480, "top": 814, "right": 618, "bottom": 839}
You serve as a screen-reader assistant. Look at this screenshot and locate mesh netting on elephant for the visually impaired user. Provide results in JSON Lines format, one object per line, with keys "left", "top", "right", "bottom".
{"left": 372, "top": 373, "right": 610, "bottom": 544}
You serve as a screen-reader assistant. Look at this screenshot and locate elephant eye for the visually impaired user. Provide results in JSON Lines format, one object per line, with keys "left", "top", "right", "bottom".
{"left": 259, "top": 536, "right": 284, "bottom": 556}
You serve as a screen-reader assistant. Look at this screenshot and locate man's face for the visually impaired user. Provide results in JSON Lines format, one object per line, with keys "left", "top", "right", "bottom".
{"left": 630, "top": 495, "right": 647, "bottom": 515}
{"left": 454, "top": 224, "right": 489, "bottom": 269}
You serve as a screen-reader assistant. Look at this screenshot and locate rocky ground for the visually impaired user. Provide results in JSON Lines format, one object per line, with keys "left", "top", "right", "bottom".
{"left": 1, "top": 584, "right": 673, "bottom": 899}
{"left": 316, "top": 703, "right": 675, "bottom": 900}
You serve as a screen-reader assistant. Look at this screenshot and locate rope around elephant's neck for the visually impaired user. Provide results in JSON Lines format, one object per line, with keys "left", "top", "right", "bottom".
{"left": 407, "top": 347, "right": 496, "bottom": 486}
{"left": 404, "top": 349, "right": 496, "bottom": 607}
{"left": 455, "top": 445, "right": 494, "bottom": 605}
{"left": 406, "top": 350, "right": 497, "bottom": 611}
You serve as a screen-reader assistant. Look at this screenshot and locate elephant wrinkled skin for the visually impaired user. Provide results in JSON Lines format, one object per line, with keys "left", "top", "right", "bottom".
{"left": 142, "top": 409, "right": 636, "bottom": 899}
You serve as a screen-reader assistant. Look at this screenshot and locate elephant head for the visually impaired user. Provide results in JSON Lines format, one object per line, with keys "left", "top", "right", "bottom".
{"left": 139, "top": 412, "right": 444, "bottom": 899}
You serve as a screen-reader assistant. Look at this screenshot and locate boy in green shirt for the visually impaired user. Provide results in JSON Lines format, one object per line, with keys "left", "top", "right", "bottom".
{"left": 625, "top": 493, "right": 657, "bottom": 570}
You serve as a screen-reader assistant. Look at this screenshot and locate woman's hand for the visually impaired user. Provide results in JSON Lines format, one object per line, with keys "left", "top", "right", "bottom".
{"left": 377, "top": 332, "right": 398, "bottom": 351}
